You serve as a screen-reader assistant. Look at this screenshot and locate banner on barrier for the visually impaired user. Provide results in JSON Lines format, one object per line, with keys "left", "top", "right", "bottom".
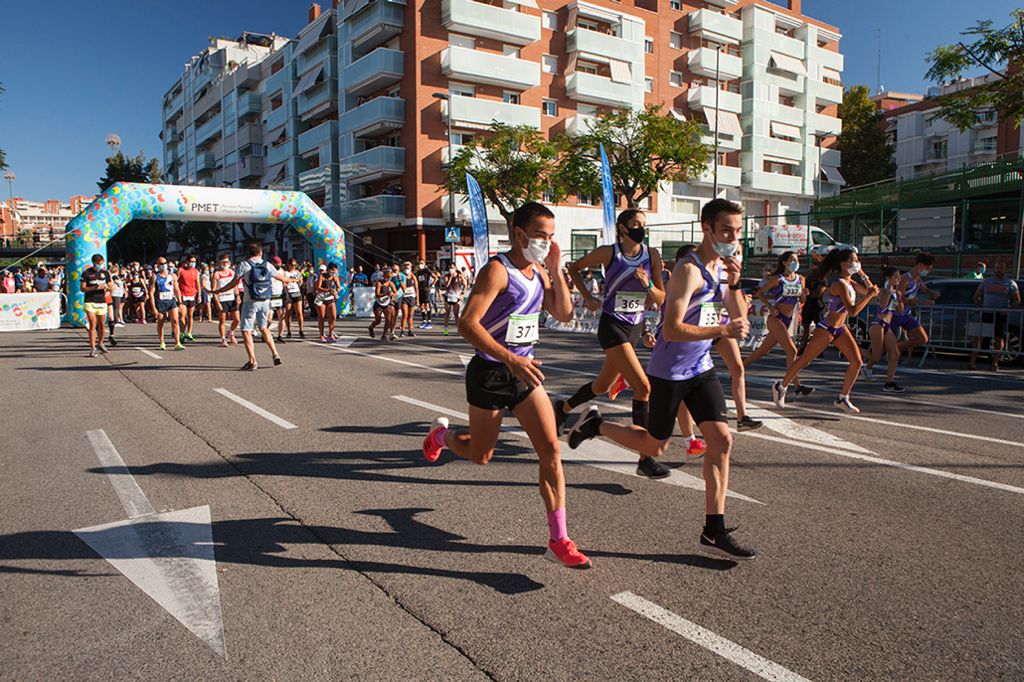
{"left": 353, "top": 286, "right": 375, "bottom": 318}
{"left": 0, "top": 293, "right": 62, "bottom": 332}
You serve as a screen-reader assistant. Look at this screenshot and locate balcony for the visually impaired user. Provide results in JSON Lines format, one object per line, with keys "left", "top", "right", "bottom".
{"left": 807, "top": 79, "right": 842, "bottom": 104}
{"left": 688, "top": 8, "right": 743, "bottom": 44}
{"left": 164, "top": 94, "right": 183, "bottom": 121}
{"left": 341, "top": 146, "right": 405, "bottom": 185}
{"left": 344, "top": 47, "right": 404, "bottom": 97}
{"left": 820, "top": 148, "right": 841, "bottom": 168}
{"left": 692, "top": 165, "right": 742, "bottom": 188}
{"left": 441, "top": 46, "right": 540, "bottom": 91}
{"left": 758, "top": 29, "right": 805, "bottom": 60}
{"left": 238, "top": 157, "right": 265, "bottom": 178}
{"left": 263, "top": 104, "right": 289, "bottom": 132}
{"left": 347, "top": 0, "right": 404, "bottom": 56}
{"left": 194, "top": 116, "right": 222, "bottom": 146}
{"left": 338, "top": 195, "right": 406, "bottom": 226}
{"left": 196, "top": 152, "right": 217, "bottom": 172}
{"left": 565, "top": 113, "right": 597, "bottom": 137}
{"left": 687, "top": 47, "right": 743, "bottom": 81}
{"left": 687, "top": 85, "right": 742, "bottom": 113}
{"left": 296, "top": 81, "right": 336, "bottom": 120}
{"left": 808, "top": 45, "right": 843, "bottom": 72}
{"left": 753, "top": 135, "right": 805, "bottom": 161}
{"left": 566, "top": 28, "right": 641, "bottom": 64}
{"left": 443, "top": 95, "right": 540, "bottom": 129}
{"left": 235, "top": 124, "right": 261, "bottom": 148}
{"left": 567, "top": 72, "right": 638, "bottom": 108}
{"left": 806, "top": 111, "right": 842, "bottom": 135}
{"left": 237, "top": 93, "right": 262, "bottom": 117}
{"left": 267, "top": 138, "right": 293, "bottom": 166}
{"left": 746, "top": 170, "right": 804, "bottom": 195}
{"left": 299, "top": 163, "right": 338, "bottom": 194}
{"left": 298, "top": 120, "right": 338, "bottom": 155}
{"left": 442, "top": 0, "right": 540, "bottom": 46}
{"left": 339, "top": 96, "right": 405, "bottom": 138}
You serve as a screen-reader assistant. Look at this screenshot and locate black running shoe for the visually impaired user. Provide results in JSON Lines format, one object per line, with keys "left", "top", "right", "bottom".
{"left": 568, "top": 405, "right": 602, "bottom": 450}
{"left": 736, "top": 415, "right": 763, "bottom": 432}
{"left": 699, "top": 527, "right": 756, "bottom": 561}
{"left": 553, "top": 399, "right": 569, "bottom": 437}
{"left": 794, "top": 385, "right": 815, "bottom": 397}
{"left": 636, "top": 457, "right": 671, "bottom": 479}
{"left": 882, "top": 382, "right": 905, "bottom": 393}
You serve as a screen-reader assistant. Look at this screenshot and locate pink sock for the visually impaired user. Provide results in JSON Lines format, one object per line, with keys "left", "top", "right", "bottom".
{"left": 547, "top": 508, "right": 568, "bottom": 542}
{"left": 431, "top": 426, "right": 448, "bottom": 449}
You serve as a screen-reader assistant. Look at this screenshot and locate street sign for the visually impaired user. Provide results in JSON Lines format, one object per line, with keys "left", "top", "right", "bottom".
{"left": 444, "top": 226, "right": 461, "bottom": 243}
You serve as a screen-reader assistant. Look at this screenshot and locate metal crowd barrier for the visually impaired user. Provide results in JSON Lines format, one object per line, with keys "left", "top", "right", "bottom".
{"left": 914, "top": 305, "right": 1023, "bottom": 366}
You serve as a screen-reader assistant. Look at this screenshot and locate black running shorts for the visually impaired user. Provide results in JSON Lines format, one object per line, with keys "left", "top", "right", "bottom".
{"left": 597, "top": 313, "right": 642, "bottom": 350}
{"left": 646, "top": 369, "right": 728, "bottom": 440}
{"left": 465, "top": 355, "right": 535, "bottom": 411}
{"left": 218, "top": 300, "right": 239, "bottom": 314}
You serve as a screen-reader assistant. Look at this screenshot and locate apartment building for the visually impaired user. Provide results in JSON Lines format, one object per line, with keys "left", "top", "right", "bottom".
{"left": 335, "top": 0, "right": 844, "bottom": 260}
{"left": 4, "top": 195, "right": 94, "bottom": 245}
{"left": 881, "top": 75, "right": 1022, "bottom": 181}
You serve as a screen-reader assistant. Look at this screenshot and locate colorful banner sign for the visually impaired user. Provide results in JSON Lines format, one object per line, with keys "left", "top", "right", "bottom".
{"left": 0, "top": 293, "right": 62, "bottom": 332}
{"left": 465, "top": 173, "right": 490, "bottom": 274}
{"left": 599, "top": 143, "right": 616, "bottom": 246}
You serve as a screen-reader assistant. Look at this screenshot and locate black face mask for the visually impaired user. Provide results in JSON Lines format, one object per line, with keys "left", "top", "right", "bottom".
{"left": 625, "top": 226, "right": 645, "bottom": 244}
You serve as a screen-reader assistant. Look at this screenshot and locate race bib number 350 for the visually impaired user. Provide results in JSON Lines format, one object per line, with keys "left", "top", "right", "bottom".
{"left": 505, "top": 313, "right": 540, "bottom": 346}
{"left": 613, "top": 291, "right": 646, "bottom": 314}
{"left": 698, "top": 302, "right": 724, "bottom": 327}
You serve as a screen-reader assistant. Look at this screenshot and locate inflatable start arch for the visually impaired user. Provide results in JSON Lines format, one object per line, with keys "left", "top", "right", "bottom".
{"left": 65, "top": 182, "right": 347, "bottom": 327}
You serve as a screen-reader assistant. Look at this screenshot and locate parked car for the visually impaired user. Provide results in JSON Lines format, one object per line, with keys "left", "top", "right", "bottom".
{"left": 850, "top": 277, "right": 1023, "bottom": 365}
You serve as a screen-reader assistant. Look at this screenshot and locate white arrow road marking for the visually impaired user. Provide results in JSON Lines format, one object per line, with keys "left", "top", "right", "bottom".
{"left": 334, "top": 335, "right": 357, "bottom": 348}
{"left": 392, "top": 395, "right": 763, "bottom": 505}
{"left": 76, "top": 430, "right": 226, "bottom": 656}
{"left": 213, "top": 388, "right": 298, "bottom": 429}
{"left": 611, "top": 592, "right": 811, "bottom": 682}
{"left": 135, "top": 347, "right": 162, "bottom": 360}
{"left": 734, "top": 400, "right": 1024, "bottom": 497}
{"left": 459, "top": 354, "right": 473, "bottom": 368}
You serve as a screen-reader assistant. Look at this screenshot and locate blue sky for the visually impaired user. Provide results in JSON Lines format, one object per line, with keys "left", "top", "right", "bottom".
{"left": 0, "top": 0, "right": 1018, "bottom": 202}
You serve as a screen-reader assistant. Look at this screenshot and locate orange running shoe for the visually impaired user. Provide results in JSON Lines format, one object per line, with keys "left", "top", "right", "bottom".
{"left": 422, "top": 417, "right": 449, "bottom": 462}
{"left": 686, "top": 437, "right": 707, "bottom": 458}
{"left": 544, "top": 538, "right": 592, "bottom": 569}
{"left": 608, "top": 374, "right": 629, "bottom": 401}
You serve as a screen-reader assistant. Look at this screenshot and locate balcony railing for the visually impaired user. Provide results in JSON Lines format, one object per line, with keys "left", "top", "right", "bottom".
{"left": 687, "top": 86, "right": 742, "bottom": 113}
{"left": 298, "top": 120, "right": 338, "bottom": 154}
{"left": 442, "top": 0, "right": 540, "bottom": 46}
{"left": 341, "top": 146, "right": 405, "bottom": 184}
{"left": 238, "top": 157, "right": 265, "bottom": 178}
{"left": 441, "top": 46, "right": 540, "bottom": 90}
{"left": 688, "top": 48, "right": 743, "bottom": 81}
{"left": 348, "top": 0, "right": 405, "bottom": 56}
{"left": 565, "top": 113, "right": 597, "bottom": 137}
{"left": 566, "top": 27, "right": 641, "bottom": 64}
{"left": 196, "top": 152, "right": 217, "bottom": 172}
{"left": 688, "top": 8, "right": 743, "bottom": 43}
{"left": 299, "top": 163, "right": 339, "bottom": 193}
{"left": 237, "top": 93, "right": 262, "bottom": 117}
{"left": 344, "top": 47, "right": 405, "bottom": 97}
{"left": 338, "top": 195, "right": 406, "bottom": 226}
{"left": 566, "top": 72, "right": 638, "bottom": 108}
{"left": 339, "top": 96, "right": 406, "bottom": 138}
{"left": 194, "top": 116, "right": 222, "bottom": 146}
{"left": 444, "top": 95, "right": 540, "bottom": 129}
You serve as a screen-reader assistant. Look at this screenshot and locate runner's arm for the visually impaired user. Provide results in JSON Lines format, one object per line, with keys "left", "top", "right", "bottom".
{"left": 567, "top": 246, "right": 612, "bottom": 306}
{"left": 646, "top": 247, "right": 666, "bottom": 307}
{"left": 212, "top": 275, "right": 241, "bottom": 294}
{"left": 754, "top": 275, "right": 779, "bottom": 308}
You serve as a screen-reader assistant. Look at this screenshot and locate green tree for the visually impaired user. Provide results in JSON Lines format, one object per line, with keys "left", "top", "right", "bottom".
{"left": 837, "top": 85, "right": 896, "bottom": 188}
{"left": 98, "top": 151, "right": 168, "bottom": 262}
{"left": 575, "top": 104, "right": 709, "bottom": 208}
{"left": 926, "top": 9, "right": 1024, "bottom": 131}
{"left": 166, "top": 221, "right": 231, "bottom": 259}
{"left": 441, "top": 123, "right": 593, "bottom": 228}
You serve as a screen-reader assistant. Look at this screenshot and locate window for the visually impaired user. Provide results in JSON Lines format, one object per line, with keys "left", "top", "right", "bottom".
{"left": 572, "top": 232, "right": 598, "bottom": 256}
{"left": 645, "top": 77, "right": 654, "bottom": 93}
{"left": 542, "top": 54, "right": 558, "bottom": 74}
{"left": 270, "top": 58, "right": 284, "bottom": 75}
{"left": 503, "top": 92, "right": 520, "bottom": 105}
{"left": 578, "top": 18, "right": 602, "bottom": 32}
{"left": 638, "top": 195, "right": 652, "bottom": 210}
{"left": 578, "top": 62, "right": 599, "bottom": 75}
{"left": 543, "top": 99, "right": 558, "bottom": 117}
{"left": 578, "top": 193, "right": 597, "bottom": 206}
{"left": 670, "top": 0, "right": 681, "bottom": 9}
{"left": 645, "top": 38, "right": 654, "bottom": 54}
{"left": 503, "top": 45, "right": 521, "bottom": 58}
{"left": 669, "top": 32, "right": 683, "bottom": 49}
{"left": 542, "top": 188, "right": 556, "bottom": 203}
{"left": 449, "top": 34, "right": 475, "bottom": 49}
{"left": 450, "top": 83, "right": 475, "bottom": 98}
{"left": 451, "top": 132, "right": 475, "bottom": 146}
{"left": 672, "top": 197, "right": 698, "bottom": 215}
{"left": 670, "top": 71, "right": 683, "bottom": 87}
{"left": 543, "top": 10, "right": 557, "bottom": 30}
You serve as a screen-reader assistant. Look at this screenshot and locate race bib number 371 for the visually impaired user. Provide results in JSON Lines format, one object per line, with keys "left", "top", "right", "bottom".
{"left": 506, "top": 313, "right": 540, "bottom": 346}
{"left": 698, "top": 302, "right": 724, "bottom": 327}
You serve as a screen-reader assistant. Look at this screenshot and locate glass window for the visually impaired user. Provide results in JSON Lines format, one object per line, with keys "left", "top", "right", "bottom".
{"left": 670, "top": 32, "right": 683, "bottom": 49}
{"left": 450, "top": 83, "right": 475, "bottom": 98}
{"left": 670, "top": 0, "right": 681, "bottom": 9}
{"left": 503, "top": 92, "right": 520, "bottom": 105}
{"left": 645, "top": 78, "right": 654, "bottom": 93}
{"left": 670, "top": 71, "right": 683, "bottom": 87}
{"left": 644, "top": 38, "right": 654, "bottom": 54}
{"left": 671, "top": 197, "right": 698, "bottom": 215}
{"left": 449, "top": 34, "right": 475, "bottom": 49}
{"left": 543, "top": 100, "right": 558, "bottom": 117}
{"left": 503, "top": 45, "right": 520, "bottom": 58}
{"left": 542, "top": 55, "right": 558, "bottom": 74}
{"left": 543, "top": 11, "right": 557, "bottom": 30}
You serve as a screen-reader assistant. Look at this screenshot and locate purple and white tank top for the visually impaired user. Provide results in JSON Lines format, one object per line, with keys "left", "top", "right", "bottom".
{"left": 477, "top": 254, "right": 545, "bottom": 362}
{"left": 601, "top": 243, "right": 651, "bottom": 325}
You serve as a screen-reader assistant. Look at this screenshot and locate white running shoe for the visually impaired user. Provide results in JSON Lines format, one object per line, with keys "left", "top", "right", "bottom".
{"left": 860, "top": 363, "right": 874, "bottom": 382}
{"left": 772, "top": 381, "right": 787, "bottom": 409}
{"left": 834, "top": 396, "right": 861, "bottom": 414}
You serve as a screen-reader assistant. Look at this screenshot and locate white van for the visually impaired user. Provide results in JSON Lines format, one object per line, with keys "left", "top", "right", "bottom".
{"left": 753, "top": 224, "right": 836, "bottom": 256}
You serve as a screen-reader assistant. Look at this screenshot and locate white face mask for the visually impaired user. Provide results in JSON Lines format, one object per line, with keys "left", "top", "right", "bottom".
{"left": 919, "top": 268, "right": 930, "bottom": 277}
{"left": 523, "top": 237, "right": 551, "bottom": 263}
{"left": 711, "top": 238, "right": 738, "bottom": 259}
{"left": 848, "top": 261, "right": 861, "bottom": 275}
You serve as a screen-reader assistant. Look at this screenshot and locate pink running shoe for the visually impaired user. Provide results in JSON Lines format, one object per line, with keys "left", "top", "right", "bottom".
{"left": 544, "top": 538, "right": 592, "bottom": 569}
{"left": 608, "top": 374, "right": 629, "bottom": 401}
{"left": 422, "top": 417, "right": 449, "bottom": 462}
{"left": 686, "top": 437, "right": 707, "bottom": 458}
{"left": 219, "top": 338, "right": 228, "bottom": 348}
{"left": 229, "top": 332, "right": 238, "bottom": 345}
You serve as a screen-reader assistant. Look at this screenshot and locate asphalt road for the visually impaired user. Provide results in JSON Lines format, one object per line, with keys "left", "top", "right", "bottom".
{"left": 1, "top": 317, "right": 1022, "bottom": 681}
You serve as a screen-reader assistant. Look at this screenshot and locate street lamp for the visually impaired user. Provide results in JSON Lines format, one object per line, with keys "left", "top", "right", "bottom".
{"left": 432, "top": 92, "right": 456, "bottom": 231}
{"left": 3, "top": 171, "right": 14, "bottom": 247}
{"left": 712, "top": 45, "right": 722, "bottom": 198}
{"left": 105, "top": 133, "right": 121, "bottom": 155}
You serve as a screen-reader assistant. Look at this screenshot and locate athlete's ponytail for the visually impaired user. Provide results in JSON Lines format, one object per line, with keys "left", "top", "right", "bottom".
{"left": 772, "top": 251, "right": 796, "bottom": 277}
{"left": 814, "top": 248, "right": 855, "bottom": 281}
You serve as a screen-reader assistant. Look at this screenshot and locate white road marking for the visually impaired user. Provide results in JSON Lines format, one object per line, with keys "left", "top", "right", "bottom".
{"left": 77, "top": 430, "right": 225, "bottom": 656}
{"left": 383, "top": 339, "right": 594, "bottom": 375}
{"left": 737, "top": 400, "right": 1024, "bottom": 497}
{"left": 391, "top": 395, "right": 763, "bottom": 505}
{"left": 307, "top": 340, "right": 462, "bottom": 376}
{"left": 135, "top": 347, "right": 162, "bottom": 360}
{"left": 213, "top": 388, "right": 298, "bottom": 429}
{"left": 86, "top": 429, "right": 156, "bottom": 519}
{"left": 459, "top": 354, "right": 473, "bottom": 368}
{"left": 334, "top": 335, "right": 357, "bottom": 348}
{"left": 611, "top": 592, "right": 811, "bottom": 682}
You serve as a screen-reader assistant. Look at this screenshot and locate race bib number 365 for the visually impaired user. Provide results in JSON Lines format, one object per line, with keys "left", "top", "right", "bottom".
{"left": 698, "top": 302, "right": 724, "bottom": 327}
{"left": 506, "top": 313, "right": 540, "bottom": 346}
{"left": 613, "top": 291, "right": 646, "bottom": 314}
